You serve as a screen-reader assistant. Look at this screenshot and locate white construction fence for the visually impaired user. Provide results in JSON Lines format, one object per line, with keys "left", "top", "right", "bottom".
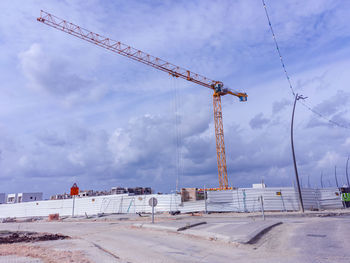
{"left": 0, "top": 194, "right": 180, "bottom": 218}
{"left": 207, "top": 187, "right": 343, "bottom": 212}
{"left": 0, "top": 187, "right": 345, "bottom": 219}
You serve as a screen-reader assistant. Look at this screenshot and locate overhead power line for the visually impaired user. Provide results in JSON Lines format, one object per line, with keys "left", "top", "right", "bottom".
{"left": 261, "top": 0, "right": 295, "bottom": 97}
{"left": 262, "top": 0, "right": 350, "bottom": 130}
{"left": 299, "top": 100, "right": 350, "bottom": 129}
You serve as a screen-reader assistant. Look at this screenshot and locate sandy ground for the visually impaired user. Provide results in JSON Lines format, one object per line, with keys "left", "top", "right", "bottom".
{"left": 0, "top": 233, "right": 119, "bottom": 263}
{"left": 0, "top": 255, "right": 43, "bottom": 263}
{"left": 0, "top": 244, "right": 90, "bottom": 263}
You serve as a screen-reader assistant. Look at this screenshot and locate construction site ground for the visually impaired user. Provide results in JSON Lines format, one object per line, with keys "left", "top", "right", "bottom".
{"left": 0, "top": 210, "right": 349, "bottom": 263}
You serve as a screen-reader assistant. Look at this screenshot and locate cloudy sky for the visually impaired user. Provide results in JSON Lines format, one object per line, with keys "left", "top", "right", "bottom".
{"left": 1, "top": 0, "right": 349, "bottom": 197}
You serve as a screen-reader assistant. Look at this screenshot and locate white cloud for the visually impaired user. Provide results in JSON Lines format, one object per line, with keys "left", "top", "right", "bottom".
{"left": 18, "top": 43, "right": 111, "bottom": 106}
{"left": 108, "top": 128, "right": 138, "bottom": 165}
{"left": 344, "top": 138, "right": 350, "bottom": 147}
{"left": 67, "top": 152, "right": 85, "bottom": 167}
{"left": 18, "top": 155, "right": 28, "bottom": 167}
{"left": 249, "top": 113, "right": 270, "bottom": 129}
{"left": 317, "top": 151, "right": 341, "bottom": 169}
{"left": 18, "top": 43, "right": 46, "bottom": 92}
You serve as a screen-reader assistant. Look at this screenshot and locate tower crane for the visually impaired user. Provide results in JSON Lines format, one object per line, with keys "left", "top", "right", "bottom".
{"left": 37, "top": 11, "right": 248, "bottom": 189}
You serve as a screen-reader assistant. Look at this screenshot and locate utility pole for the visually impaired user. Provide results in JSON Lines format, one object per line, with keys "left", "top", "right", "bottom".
{"left": 335, "top": 165, "right": 339, "bottom": 188}
{"left": 321, "top": 172, "right": 324, "bottom": 188}
{"left": 291, "top": 93, "right": 306, "bottom": 213}
{"left": 346, "top": 156, "right": 349, "bottom": 187}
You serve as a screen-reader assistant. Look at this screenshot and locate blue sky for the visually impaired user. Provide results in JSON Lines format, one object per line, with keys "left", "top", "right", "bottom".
{"left": 0, "top": 0, "right": 349, "bottom": 197}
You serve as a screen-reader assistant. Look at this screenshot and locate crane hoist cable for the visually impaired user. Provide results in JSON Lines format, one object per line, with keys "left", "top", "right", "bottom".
{"left": 37, "top": 10, "right": 248, "bottom": 189}
{"left": 172, "top": 77, "right": 183, "bottom": 192}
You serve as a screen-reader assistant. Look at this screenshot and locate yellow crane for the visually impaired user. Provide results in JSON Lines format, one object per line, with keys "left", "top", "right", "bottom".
{"left": 37, "top": 11, "right": 248, "bottom": 189}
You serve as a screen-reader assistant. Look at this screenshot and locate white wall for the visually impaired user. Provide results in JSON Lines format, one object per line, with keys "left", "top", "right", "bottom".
{"left": 0, "top": 194, "right": 180, "bottom": 218}
{"left": 0, "top": 188, "right": 344, "bottom": 219}
{"left": 207, "top": 187, "right": 343, "bottom": 212}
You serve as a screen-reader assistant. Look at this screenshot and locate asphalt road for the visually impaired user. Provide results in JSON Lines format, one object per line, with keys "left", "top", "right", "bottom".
{"left": 0, "top": 214, "right": 349, "bottom": 262}
{"left": 287, "top": 216, "right": 350, "bottom": 262}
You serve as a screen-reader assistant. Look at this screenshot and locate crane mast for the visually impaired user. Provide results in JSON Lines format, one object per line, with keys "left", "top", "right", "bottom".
{"left": 213, "top": 94, "right": 228, "bottom": 188}
{"left": 37, "top": 10, "right": 247, "bottom": 189}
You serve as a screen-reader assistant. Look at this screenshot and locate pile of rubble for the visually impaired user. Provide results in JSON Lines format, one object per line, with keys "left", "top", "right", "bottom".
{"left": 0, "top": 231, "right": 68, "bottom": 244}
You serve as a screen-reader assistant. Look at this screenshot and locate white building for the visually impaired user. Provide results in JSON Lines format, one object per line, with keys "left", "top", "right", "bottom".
{"left": 111, "top": 187, "right": 127, "bottom": 195}
{"left": 252, "top": 183, "right": 267, "bottom": 189}
{"left": 50, "top": 193, "right": 71, "bottom": 200}
{"left": 7, "top": 193, "right": 43, "bottom": 203}
{"left": 7, "top": 194, "right": 16, "bottom": 204}
{"left": 17, "top": 193, "right": 43, "bottom": 203}
{"left": 0, "top": 193, "right": 5, "bottom": 204}
{"left": 78, "top": 190, "right": 94, "bottom": 198}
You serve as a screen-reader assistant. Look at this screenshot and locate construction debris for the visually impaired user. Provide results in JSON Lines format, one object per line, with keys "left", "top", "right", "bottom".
{"left": 169, "top": 210, "right": 181, "bottom": 216}
{"left": 0, "top": 218, "right": 16, "bottom": 223}
{"left": 0, "top": 231, "right": 68, "bottom": 244}
{"left": 48, "top": 213, "right": 59, "bottom": 221}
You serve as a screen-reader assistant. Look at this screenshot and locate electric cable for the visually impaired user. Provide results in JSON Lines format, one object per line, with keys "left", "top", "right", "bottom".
{"left": 262, "top": 0, "right": 350, "bottom": 130}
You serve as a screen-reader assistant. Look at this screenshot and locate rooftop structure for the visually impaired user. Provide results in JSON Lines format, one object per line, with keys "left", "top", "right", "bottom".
{"left": 50, "top": 187, "right": 153, "bottom": 200}
{"left": 252, "top": 183, "right": 267, "bottom": 189}
{"left": 6, "top": 193, "right": 43, "bottom": 204}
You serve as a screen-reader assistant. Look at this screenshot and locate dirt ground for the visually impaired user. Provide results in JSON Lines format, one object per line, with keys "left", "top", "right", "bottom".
{"left": 0, "top": 244, "right": 91, "bottom": 263}
{"left": 0, "top": 212, "right": 349, "bottom": 262}
{"left": 0, "top": 231, "right": 91, "bottom": 263}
